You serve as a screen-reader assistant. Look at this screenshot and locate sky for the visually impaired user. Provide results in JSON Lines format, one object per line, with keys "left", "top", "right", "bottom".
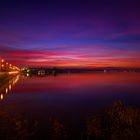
{"left": 0, "top": 0, "right": 140, "bottom": 68}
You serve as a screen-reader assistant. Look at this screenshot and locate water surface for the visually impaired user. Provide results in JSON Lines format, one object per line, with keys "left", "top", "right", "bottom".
{"left": 0, "top": 72, "right": 140, "bottom": 137}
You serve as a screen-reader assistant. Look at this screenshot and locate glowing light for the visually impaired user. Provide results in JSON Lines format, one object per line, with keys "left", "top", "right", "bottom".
{"left": 26, "top": 73, "right": 30, "bottom": 77}
{"left": 1, "top": 59, "right": 4, "bottom": 63}
{"left": 8, "top": 71, "right": 20, "bottom": 74}
{"left": 0, "top": 94, "right": 3, "bottom": 100}
{"left": 6, "top": 88, "right": 8, "bottom": 94}
{"left": 9, "top": 84, "right": 12, "bottom": 91}
{"left": 14, "top": 75, "right": 20, "bottom": 84}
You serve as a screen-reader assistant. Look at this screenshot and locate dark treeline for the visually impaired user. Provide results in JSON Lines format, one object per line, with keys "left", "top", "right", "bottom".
{"left": 21, "top": 67, "right": 140, "bottom": 77}
{"left": 0, "top": 101, "right": 140, "bottom": 140}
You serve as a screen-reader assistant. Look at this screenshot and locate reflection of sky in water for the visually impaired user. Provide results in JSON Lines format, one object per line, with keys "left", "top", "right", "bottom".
{"left": 15, "top": 73, "right": 140, "bottom": 94}
{"left": 0, "top": 72, "right": 140, "bottom": 133}
{"left": 2, "top": 72, "right": 140, "bottom": 107}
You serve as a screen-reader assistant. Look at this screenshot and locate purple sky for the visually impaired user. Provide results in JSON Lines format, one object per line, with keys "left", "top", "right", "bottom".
{"left": 0, "top": 0, "right": 140, "bottom": 68}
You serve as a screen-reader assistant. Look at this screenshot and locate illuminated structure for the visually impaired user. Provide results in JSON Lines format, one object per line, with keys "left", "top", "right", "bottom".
{"left": 0, "top": 58, "right": 20, "bottom": 74}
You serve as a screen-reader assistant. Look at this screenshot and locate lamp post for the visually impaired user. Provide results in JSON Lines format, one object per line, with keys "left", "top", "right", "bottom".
{"left": 0, "top": 58, "right": 1, "bottom": 72}
{"left": 1, "top": 59, "right": 5, "bottom": 72}
{"left": 0, "top": 58, "right": 19, "bottom": 73}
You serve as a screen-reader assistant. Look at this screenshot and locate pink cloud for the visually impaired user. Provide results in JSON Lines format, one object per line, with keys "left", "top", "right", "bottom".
{"left": 0, "top": 45, "right": 140, "bottom": 68}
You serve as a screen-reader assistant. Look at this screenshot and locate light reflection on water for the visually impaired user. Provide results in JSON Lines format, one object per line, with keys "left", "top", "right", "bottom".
{"left": 0, "top": 75, "right": 19, "bottom": 100}
{"left": 0, "top": 72, "right": 140, "bottom": 136}
{"left": 0, "top": 72, "right": 140, "bottom": 105}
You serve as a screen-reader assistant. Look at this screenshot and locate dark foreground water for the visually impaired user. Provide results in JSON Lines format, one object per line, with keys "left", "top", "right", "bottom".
{"left": 0, "top": 72, "right": 140, "bottom": 139}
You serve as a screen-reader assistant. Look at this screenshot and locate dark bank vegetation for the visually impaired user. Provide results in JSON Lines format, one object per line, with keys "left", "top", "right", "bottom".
{"left": 0, "top": 105, "right": 39, "bottom": 140}
{"left": 0, "top": 75, "right": 9, "bottom": 87}
{"left": 0, "top": 101, "right": 140, "bottom": 140}
{"left": 0, "top": 75, "right": 14, "bottom": 88}
{"left": 86, "top": 101, "right": 140, "bottom": 140}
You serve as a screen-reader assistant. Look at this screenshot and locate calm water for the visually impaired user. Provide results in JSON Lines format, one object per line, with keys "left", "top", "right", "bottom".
{"left": 0, "top": 72, "right": 140, "bottom": 137}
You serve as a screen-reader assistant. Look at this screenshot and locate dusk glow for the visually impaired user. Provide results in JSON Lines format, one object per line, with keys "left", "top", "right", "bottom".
{"left": 0, "top": 0, "right": 140, "bottom": 68}
{"left": 0, "top": 1, "right": 140, "bottom": 139}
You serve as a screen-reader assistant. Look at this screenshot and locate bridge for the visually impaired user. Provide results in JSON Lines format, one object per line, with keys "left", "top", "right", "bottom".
{"left": 0, "top": 58, "right": 20, "bottom": 75}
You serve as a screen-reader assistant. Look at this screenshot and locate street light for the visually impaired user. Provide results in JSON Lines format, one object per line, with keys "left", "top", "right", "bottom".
{"left": 1, "top": 59, "right": 4, "bottom": 63}
{"left": 0, "top": 58, "right": 19, "bottom": 73}
{"left": 0, "top": 59, "right": 5, "bottom": 72}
